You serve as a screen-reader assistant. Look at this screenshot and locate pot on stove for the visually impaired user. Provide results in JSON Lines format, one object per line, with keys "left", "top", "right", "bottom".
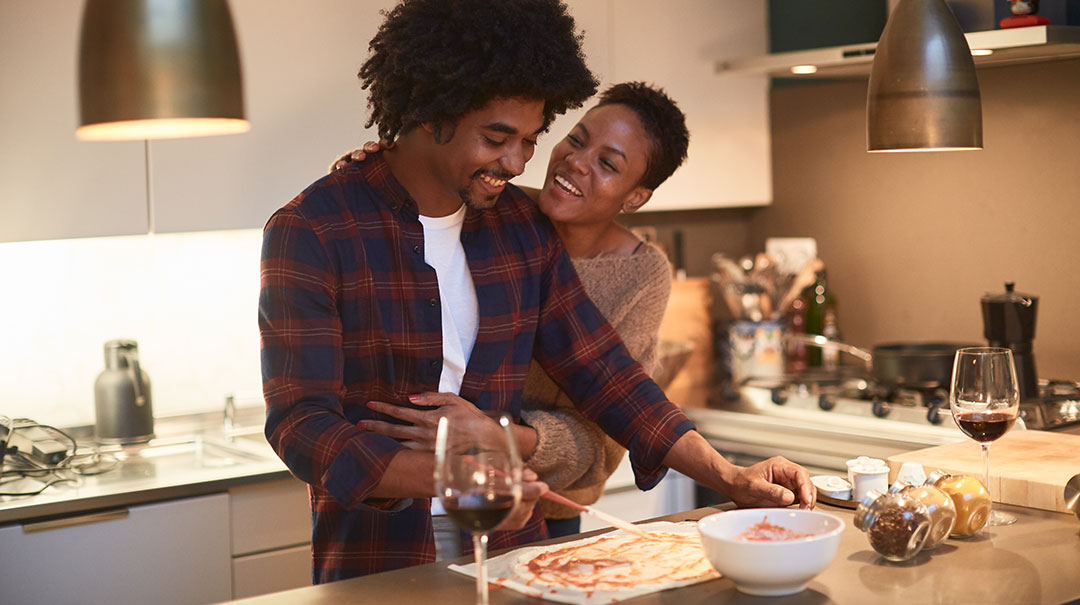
{"left": 870, "top": 342, "right": 978, "bottom": 393}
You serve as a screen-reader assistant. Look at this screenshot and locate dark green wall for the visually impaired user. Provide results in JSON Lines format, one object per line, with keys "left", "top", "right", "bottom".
{"left": 768, "top": 0, "right": 887, "bottom": 52}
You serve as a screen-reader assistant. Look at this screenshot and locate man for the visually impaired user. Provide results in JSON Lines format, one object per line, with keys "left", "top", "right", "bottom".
{"left": 259, "top": 0, "right": 814, "bottom": 584}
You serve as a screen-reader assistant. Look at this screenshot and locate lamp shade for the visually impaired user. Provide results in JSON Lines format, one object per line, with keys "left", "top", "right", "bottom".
{"left": 77, "top": 0, "right": 249, "bottom": 141}
{"left": 866, "top": 0, "right": 982, "bottom": 152}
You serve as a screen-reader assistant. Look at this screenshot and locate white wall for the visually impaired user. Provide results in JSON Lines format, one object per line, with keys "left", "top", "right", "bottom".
{"left": 0, "top": 229, "right": 264, "bottom": 428}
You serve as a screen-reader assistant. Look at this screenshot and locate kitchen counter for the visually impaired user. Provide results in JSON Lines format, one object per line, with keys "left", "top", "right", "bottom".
{"left": 0, "top": 410, "right": 291, "bottom": 525}
{"left": 229, "top": 502, "right": 1080, "bottom": 604}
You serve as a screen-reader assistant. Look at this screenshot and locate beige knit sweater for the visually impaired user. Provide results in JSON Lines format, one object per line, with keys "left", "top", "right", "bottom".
{"left": 520, "top": 241, "right": 672, "bottom": 519}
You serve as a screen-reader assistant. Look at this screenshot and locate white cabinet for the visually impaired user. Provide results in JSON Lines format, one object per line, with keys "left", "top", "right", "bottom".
{"left": 580, "top": 453, "right": 696, "bottom": 533}
{"left": 0, "top": 0, "right": 147, "bottom": 243}
{"left": 523, "top": 1, "right": 771, "bottom": 211}
{"left": 229, "top": 478, "right": 312, "bottom": 599}
{"left": 609, "top": 0, "right": 771, "bottom": 210}
{"left": 149, "top": 0, "right": 396, "bottom": 234}
{"left": 0, "top": 493, "right": 232, "bottom": 605}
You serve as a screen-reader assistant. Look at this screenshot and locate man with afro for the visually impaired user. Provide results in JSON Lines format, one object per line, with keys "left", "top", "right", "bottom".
{"left": 259, "top": 0, "right": 814, "bottom": 583}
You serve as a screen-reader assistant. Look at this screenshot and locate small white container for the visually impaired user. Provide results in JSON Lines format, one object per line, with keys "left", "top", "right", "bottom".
{"left": 850, "top": 464, "right": 889, "bottom": 502}
{"left": 895, "top": 462, "right": 927, "bottom": 486}
{"left": 811, "top": 475, "right": 852, "bottom": 500}
{"left": 846, "top": 456, "right": 887, "bottom": 486}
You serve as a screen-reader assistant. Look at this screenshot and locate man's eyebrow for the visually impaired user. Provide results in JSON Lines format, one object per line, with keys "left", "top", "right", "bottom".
{"left": 482, "top": 122, "right": 545, "bottom": 137}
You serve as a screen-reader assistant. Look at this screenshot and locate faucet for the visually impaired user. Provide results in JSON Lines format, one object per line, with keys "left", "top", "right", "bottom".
{"left": 224, "top": 394, "right": 236, "bottom": 436}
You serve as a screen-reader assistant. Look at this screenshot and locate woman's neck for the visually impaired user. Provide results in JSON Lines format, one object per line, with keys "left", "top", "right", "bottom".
{"left": 554, "top": 220, "right": 633, "bottom": 259}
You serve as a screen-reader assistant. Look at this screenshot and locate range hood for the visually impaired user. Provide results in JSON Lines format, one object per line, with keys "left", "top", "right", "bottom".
{"left": 717, "top": 25, "right": 1080, "bottom": 78}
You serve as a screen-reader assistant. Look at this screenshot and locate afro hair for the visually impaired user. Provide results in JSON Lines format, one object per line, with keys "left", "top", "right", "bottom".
{"left": 358, "top": 0, "right": 599, "bottom": 142}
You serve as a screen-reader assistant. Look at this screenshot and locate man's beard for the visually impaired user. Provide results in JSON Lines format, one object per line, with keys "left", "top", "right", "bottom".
{"left": 459, "top": 168, "right": 515, "bottom": 210}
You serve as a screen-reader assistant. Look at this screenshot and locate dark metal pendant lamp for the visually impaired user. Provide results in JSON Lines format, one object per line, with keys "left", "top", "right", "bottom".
{"left": 77, "top": 0, "right": 249, "bottom": 140}
{"left": 867, "top": 0, "right": 982, "bottom": 152}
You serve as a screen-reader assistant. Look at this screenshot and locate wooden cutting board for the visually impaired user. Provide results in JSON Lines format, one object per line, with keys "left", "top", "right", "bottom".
{"left": 887, "top": 430, "right": 1080, "bottom": 514}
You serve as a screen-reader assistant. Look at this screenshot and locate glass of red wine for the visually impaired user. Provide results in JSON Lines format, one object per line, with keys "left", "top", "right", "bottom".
{"left": 434, "top": 414, "right": 522, "bottom": 604}
{"left": 949, "top": 347, "right": 1020, "bottom": 527}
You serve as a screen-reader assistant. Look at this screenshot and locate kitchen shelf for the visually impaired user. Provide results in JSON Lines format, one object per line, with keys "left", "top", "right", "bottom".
{"left": 716, "top": 25, "right": 1080, "bottom": 78}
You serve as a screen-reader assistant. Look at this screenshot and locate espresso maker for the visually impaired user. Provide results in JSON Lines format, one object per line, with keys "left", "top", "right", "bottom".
{"left": 981, "top": 282, "right": 1039, "bottom": 401}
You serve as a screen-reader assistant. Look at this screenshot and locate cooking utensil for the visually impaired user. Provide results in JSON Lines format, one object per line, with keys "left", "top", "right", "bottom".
{"left": 542, "top": 490, "right": 649, "bottom": 537}
{"left": 1066, "top": 473, "right": 1080, "bottom": 521}
{"left": 777, "top": 258, "right": 823, "bottom": 314}
{"left": 871, "top": 342, "right": 978, "bottom": 391}
{"left": 786, "top": 334, "right": 872, "bottom": 370}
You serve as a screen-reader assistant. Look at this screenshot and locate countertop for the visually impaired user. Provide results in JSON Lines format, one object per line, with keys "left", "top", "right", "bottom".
{"left": 0, "top": 410, "right": 291, "bottom": 525}
{"left": 230, "top": 502, "right": 1080, "bottom": 605}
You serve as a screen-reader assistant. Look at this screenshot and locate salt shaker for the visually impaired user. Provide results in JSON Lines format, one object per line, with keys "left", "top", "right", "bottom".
{"left": 854, "top": 489, "right": 932, "bottom": 562}
{"left": 889, "top": 481, "right": 957, "bottom": 550}
{"left": 926, "top": 470, "right": 991, "bottom": 538}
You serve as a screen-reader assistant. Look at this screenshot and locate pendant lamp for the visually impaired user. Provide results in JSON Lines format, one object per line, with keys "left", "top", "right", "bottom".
{"left": 77, "top": 0, "right": 249, "bottom": 141}
{"left": 866, "top": 0, "right": 982, "bottom": 152}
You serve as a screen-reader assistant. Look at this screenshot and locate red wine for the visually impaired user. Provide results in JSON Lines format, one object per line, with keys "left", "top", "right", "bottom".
{"left": 443, "top": 493, "right": 516, "bottom": 532}
{"left": 955, "top": 411, "right": 1016, "bottom": 442}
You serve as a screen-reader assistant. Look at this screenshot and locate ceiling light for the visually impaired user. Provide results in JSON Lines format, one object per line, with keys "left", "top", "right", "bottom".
{"left": 77, "top": 0, "right": 249, "bottom": 141}
{"left": 866, "top": 0, "right": 982, "bottom": 152}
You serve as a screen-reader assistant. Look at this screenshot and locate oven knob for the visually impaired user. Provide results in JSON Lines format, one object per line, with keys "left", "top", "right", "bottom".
{"left": 818, "top": 394, "right": 836, "bottom": 411}
{"left": 926, "top": 404, "right": 944, "bottom": 425}
{"left": 771, "top": 388, "right": 788, "bottom": 405}
{"left": 871, "top": 398, "right": 891, "bottom": 418}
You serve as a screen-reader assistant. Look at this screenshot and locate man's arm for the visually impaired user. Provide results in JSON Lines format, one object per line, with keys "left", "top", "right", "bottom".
{"left": 662, "top": 431, "right": 816, "bottom": 509}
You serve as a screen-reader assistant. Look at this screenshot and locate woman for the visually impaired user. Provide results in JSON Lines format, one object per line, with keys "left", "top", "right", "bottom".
{"left": 351, "top": 82, "right": 690, "bottom": 538}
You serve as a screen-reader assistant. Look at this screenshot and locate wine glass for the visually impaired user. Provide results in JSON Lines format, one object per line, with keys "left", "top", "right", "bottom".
{"left": 949, "top": 347, "right": 1020, "bottom": 527}
{"left": 434, "top": 414, "right": 522, "bottom": 605}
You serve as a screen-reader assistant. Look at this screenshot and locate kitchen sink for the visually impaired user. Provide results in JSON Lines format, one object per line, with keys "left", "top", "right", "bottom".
{"left": 96, "top": 434, "right": 273, "bottom": 471}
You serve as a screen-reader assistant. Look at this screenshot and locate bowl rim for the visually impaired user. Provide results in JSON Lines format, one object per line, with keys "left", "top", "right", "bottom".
{"left": 697, "top": 508, "right": 845, "bottom": 545}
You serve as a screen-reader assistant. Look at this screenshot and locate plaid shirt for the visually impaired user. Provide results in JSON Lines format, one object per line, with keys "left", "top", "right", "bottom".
{"left": 259, "top": 154, "right": 693, "bottom": 582}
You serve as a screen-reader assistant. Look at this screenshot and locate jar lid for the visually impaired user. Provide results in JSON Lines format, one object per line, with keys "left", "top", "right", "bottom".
{"left": 981, "top": 282, "right": 1036, "bottom": 306}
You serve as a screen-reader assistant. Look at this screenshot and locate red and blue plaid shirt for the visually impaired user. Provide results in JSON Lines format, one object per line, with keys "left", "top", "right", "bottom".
{"left": 259, "top": 154, "right": 693, "bottom": 583}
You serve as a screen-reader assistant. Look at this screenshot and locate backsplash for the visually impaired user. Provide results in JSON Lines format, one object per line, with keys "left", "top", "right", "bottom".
{"left": 0, "top": 229, "right": 265, "bottom": 428}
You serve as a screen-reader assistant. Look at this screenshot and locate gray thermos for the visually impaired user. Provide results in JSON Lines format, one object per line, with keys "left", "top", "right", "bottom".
{"left": 94, "top": 339, "right": 154, "bottom": 444}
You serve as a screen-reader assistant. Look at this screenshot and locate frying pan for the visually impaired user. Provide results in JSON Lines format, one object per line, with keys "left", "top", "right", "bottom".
{"left": 871, "top": 342, "right": 979, "bottom": 391}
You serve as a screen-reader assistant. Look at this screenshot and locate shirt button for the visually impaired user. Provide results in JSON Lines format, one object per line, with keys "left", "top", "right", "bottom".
{"left": 412, "top": 245, "right": 421, "bottom": 254}
{"left": 428, "top": 298, "right": 438, "bottom": 307}
{"left": 429, "top": 360, "right": 439, "bottom": 368}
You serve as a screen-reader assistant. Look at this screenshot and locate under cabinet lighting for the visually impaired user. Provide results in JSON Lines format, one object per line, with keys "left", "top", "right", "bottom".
{"left": 970, "top": 49, "right": 994, "bottom": 56}
{"left": 790, "top": 65, "right": 819, "bottom": 75}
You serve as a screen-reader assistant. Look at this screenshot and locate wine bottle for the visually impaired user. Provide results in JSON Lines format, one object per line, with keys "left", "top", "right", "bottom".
{"left": 803, "top": 269, "right": 839, "bottom": 368}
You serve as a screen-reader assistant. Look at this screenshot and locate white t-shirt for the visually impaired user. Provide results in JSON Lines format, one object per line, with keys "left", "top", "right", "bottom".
{"left": 418, "top": 204, "right": 478, "bottom": 521}
{"left": 417, "top": 204, "right": 478, "bottom": 394}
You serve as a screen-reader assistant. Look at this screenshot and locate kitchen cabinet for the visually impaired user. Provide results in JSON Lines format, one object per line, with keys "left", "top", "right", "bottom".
{"left": 609, "top": 0, "right": 771, "bottom": 210}
{"left": 229, "top": 478, "right": 313, "bottom": 599}
{"left": 522, "top": 1, "right": 772, "bottom": 211}
{"left": 148, "top": 0, "right": 394, "bottom": 234}
{"left": 0, "top": 0, "right": 147, "bottom": 243}
{"left": 0, "top": 493, "right": 231, "bottom": 605}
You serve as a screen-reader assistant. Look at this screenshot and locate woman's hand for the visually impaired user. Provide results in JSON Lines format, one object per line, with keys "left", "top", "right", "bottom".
{"left": 328, "top": 141, "right": 386, "bottom": 173}
{"left": 363, "top": 392, "right": 504, "bottom": 451}
{"left": 499, "top": 469, "right": 549, "bottom": 530}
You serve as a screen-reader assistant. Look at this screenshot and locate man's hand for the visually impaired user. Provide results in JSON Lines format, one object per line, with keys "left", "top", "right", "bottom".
{"left": 364, "top": 392, "right": 504, "bottom": 451}
{"left": 725, "top": 456, "right": 816, "bottom": 510}
{"left": 499, "top": 469, "right": 549, "bottom": 530}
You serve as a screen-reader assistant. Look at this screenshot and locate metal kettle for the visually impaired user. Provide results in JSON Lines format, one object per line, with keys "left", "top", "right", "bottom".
{"left": 94, "top": 339, "right": 154, "bottom": 444}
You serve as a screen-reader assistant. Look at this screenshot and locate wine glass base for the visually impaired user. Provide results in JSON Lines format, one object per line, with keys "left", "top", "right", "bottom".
{"left": 986, "top": 509, "right": 1017, "bottom": 526}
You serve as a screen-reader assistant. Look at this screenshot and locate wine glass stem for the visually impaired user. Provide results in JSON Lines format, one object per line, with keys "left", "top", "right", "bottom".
{"left": 981, "top": 442, "right": 993, "bottom": 514}
{"left": 473, "top": 532, "right": 489, "bottom": 605}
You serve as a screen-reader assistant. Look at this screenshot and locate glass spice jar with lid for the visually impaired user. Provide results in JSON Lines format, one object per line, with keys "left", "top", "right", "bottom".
{"left": 925, "top": 470, "right": 991, "bottom": 538}
{"left": 854, "top": 489, "right": 932, "bottom": 561}
{"left": 889, "top": 480, "right": 957, "bottom": 550}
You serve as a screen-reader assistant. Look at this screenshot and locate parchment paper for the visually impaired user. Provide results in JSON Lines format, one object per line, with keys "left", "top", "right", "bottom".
{"left": 448, "top": 521, "right": 720, "bottom": 604}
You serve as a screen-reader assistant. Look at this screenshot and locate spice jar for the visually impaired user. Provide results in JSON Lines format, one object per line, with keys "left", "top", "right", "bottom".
{"left": 889, "top": 481, "right": 957, "bottom": 550}
{"left": 926, "top": 470, "right": 991, "bottom": 538}
{"left": 854, "top": 489, "right": 932, "bottom": 561}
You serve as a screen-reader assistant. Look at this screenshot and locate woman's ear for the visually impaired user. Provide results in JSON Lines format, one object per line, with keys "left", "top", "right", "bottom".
{"left": 621, "top": 187, "right": 653, "bottom": 214}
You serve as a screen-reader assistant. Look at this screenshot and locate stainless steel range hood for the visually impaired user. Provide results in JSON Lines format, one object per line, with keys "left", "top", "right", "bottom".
{"left": 717, "top": 25, "right": 1080, "bottom": 78}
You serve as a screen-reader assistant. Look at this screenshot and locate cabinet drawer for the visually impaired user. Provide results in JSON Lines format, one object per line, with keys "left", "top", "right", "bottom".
{"left": 0, "top": 493, "right": 231, "bottom": 605}
{"left": 230, "top": 478, "right": 311, "bottom": 555}
{"left": 232, "top": 543, "right": 312, "bottom": 599}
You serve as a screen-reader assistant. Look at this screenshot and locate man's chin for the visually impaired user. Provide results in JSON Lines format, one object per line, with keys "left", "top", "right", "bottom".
{"left": 460, "top": 190, "right": 500, "bottom": 210}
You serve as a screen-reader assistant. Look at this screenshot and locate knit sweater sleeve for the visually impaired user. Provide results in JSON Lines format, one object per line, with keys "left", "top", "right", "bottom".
{"left": 522, "top": 244, "right": 672, "bottom": 506}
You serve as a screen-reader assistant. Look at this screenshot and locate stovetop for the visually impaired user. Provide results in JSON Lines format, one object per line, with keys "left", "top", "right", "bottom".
{"left": 733, "top": 376, "right": 1080, "bottom": 431}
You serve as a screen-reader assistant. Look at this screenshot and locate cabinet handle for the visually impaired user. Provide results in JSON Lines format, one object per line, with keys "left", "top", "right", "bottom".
{"left": 22, "top": 508, "right": 130, "bottom": 534}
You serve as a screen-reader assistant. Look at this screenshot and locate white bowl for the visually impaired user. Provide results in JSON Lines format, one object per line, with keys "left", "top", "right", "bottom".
{"left": 697, "top": 508, "right": 844, "bottom": 596}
